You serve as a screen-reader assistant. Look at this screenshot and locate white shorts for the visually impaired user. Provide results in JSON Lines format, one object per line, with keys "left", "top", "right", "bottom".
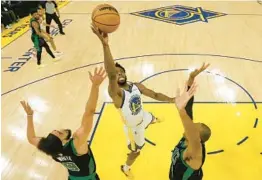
{"left": 123, "top": 111, "right": 154, "bottom": 152}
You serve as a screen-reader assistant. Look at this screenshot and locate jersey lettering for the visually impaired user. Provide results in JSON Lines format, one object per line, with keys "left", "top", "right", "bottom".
{"left": 62, "top": 162, "right": 80, "bottom": 172}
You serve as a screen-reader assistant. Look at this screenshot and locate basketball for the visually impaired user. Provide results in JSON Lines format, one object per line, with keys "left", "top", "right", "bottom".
{"left": 92, "top": 4, "right": 120, "bottom": 33}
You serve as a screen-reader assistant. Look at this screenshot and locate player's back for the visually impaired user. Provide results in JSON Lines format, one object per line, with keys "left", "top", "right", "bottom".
{"left": 119, "top": 83, "right": 144, "bottom": 127}
{"left": 52, "top": 139, "right": 99, "bottom": 179}
{"left": 169, "top": 137, "right": 206, "bottom": 180}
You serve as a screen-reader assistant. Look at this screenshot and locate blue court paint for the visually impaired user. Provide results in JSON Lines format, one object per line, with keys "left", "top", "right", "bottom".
{"left": 254, "top": 118, "right": 258, "bottom": 128}
{"left": 89, "top": 102, "right": 106, "bottom": 146}
{"left": 2, "top": 53, "right": 261, "bottom": 96}
{"left": 237, "top": 136, "right": 249, "bottom": 145}
{"left": 207, "top": 149, "right": 224, "bottom": 155}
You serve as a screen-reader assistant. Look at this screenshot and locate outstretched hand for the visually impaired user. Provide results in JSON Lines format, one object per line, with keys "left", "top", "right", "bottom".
{"left": 175, "top": 82, "right": 197, "bottom": 110}
{"left": 89, "top": 67, "right": 107, "bottom": 86}
{"left": 190, "top": 63, "right": 210, "bottom": 79}
{"left": 20, "top": 101, "right": 34, "bottom": 115}
{"left": 91, "top": 23, "right": 108, "bottom": 45}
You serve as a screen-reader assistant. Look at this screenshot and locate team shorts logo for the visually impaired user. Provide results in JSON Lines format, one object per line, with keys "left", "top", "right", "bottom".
{"left": 131, "top": 5, "right": 226, "bottom": 25}
{"left": 129, "top": 94, "right": 142, "bottom": 115}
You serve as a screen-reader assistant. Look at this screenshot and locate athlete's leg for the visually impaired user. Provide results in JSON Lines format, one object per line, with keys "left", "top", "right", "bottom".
{"left": 124, "top": 125, "right": 134, "bottom": 151}
{"left": 33, "top": 36, "right": 43, "bottom": 65}
{"left": 42, "top": 31, "right": 57, "bottom": 51}
{"left": 121, "top": 125, "right": 144, "bottom": 177}
{"left": 40, "top": 39, "right": 55, "bottom": 59}
{"left": 36, "top": 47, "right": 43, "bottom": 65}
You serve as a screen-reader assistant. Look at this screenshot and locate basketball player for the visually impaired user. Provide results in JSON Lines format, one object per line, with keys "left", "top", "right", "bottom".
{"left": 31, "top": 6, "right": 62, "bottom": 60}
{"left": 91, "top": 25, "right": 176, "bottom": 177}
{"left": 37, "top": 5, "right": 62, "bottom": 54}
{"left": 170, "top": 63, "right": 211, "bottom": 180}
{"left": 21, "top": 67, "right": 106, "bottom": 180}
{"left": 30, "top": 9, "right": 60, "bottom": 68}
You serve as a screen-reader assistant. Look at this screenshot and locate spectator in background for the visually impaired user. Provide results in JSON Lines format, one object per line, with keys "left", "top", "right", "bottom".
{"left": 44, "top": 0, "right": 65, "bottom": 35}
{"left": 1, "top": 13, "right": 12, "bottom": 29}
{"left": 1, "top": 1, "right": 19, "bottom": 23}
{"left": 8, "top": 1, "right": 24, "bottom": 19}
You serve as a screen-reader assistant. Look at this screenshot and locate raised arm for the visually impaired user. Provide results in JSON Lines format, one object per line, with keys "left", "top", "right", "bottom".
{"left": 20, "top": 101, "right": 41, "bottom": 147}
{"left": 185, "top": 63, "right": 210, "bottom": 120}
{"left": 73, "top": 68, "right": 106, "bottom": 150}
{"left": 135, "top": 83, "right": 175, "bottom": 102}
{"left": 91, "top": 24, "right": 123, "bottom": 107}
{"left": 175, "top": 83, "right": 200, "bottom": 145}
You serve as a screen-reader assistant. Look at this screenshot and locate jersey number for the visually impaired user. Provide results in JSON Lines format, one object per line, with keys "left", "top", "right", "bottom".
{"left": 62, "top": 162, "right": 80, "bottom": 172}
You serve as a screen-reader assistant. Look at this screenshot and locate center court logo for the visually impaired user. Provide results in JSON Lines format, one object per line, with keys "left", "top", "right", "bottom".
{"left": 131, "top": 5, "right": 226, "bottom": 25}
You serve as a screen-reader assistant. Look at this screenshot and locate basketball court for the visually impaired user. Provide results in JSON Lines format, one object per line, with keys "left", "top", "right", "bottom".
{"left": 1, "top": 1, "right": 262, "bottom": 179}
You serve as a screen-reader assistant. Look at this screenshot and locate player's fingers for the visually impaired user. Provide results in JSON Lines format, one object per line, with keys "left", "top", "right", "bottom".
{"left": 94, "top": 67, "right": 98, "bottom": 75}
{"left": 98, "top": 67, "right": 103, "bottom": 75}
{"left": 204, "top": 63, "right": 210, "bottom": 70}
{"left": 88, "top": 71, "right": 92, "bottom": 79}
{"left": 98, "top": 29, "right": 103, "bottom": 35}
{"left": 103, "top": 32, "right": 108, "bottom": 38}
{"left": 102, "top": 74, "right": 107, "bottom": 80}
{"left": 101, "top": 69, "right": 106, "bottom": 77}
{"left": 20, "top": 101, "right": 25, "bottom": 107}
{"left": 190, "top": 85, "right": 197, "bottom": 97}
{"left": 91, "top": 22, "right": 97, "bottom": 30}
{"left": 90, "top": 25, "right": 96, "bottom": 32}
{"left": 184, "top": 82, "right": 188, "bottom": 92}
{"left": 189, "top": 82, "right": 197, "bottom": 95}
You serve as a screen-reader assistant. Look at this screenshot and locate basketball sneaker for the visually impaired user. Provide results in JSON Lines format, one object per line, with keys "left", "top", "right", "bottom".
{"left": 121, "top": 165, "right": 134, "bottom": 179}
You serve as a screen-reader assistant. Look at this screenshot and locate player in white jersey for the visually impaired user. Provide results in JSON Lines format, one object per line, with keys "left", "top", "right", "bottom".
{"left": 31, "top": 6, "right": 62, "bottom": 59}
{"left": 92, "top": 25, "right": 176, "bottom": 178}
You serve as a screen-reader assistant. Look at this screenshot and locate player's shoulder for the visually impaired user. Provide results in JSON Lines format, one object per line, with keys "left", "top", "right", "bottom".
{"left": 133, "top": 82, "right": 142, "bottom": 88}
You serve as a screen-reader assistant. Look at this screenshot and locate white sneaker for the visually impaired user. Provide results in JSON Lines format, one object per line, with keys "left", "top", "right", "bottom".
{"left": 53, "top": 56, "right": 62, "bottom": 62}
{"left": 37, "top": 64, "right": 46, "bottom": 69}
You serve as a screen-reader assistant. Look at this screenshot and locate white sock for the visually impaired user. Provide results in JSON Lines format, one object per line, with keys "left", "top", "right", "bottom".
{"left": 123, "top": 164, "right": 130, "bottom": 171}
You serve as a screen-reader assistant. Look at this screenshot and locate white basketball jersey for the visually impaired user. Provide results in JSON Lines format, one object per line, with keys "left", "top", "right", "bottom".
{"left": 119, "top": 83, "right": 143, "bottom": 127}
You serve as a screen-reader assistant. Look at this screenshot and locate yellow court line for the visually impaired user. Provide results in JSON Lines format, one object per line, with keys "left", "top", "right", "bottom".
{"left": 1, "top": 0, "right": 70, "bottom": 49}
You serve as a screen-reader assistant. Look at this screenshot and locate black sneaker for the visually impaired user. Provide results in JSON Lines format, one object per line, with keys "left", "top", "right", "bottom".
{"left": 60, "top": 32, "right": 65, "bottom": 35}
